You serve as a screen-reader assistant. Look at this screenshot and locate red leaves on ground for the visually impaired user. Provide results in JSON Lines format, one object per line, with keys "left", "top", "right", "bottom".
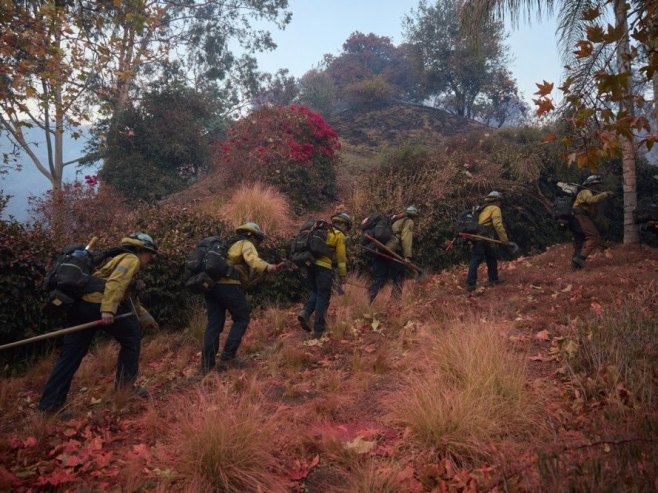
{"left": 286, "top": 454, "right": 319, "bottom": 481}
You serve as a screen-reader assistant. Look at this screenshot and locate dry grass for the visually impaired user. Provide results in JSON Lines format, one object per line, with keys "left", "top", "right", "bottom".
{"left": 568, "top": 283, "right": 658, "bottom": 406}
{"left": 388, "top": 321, "right": 539, "bottom": 464}
{"left": 220, "top": 182, "right": 294, "bottom": 236}
{"left": 163, "top": 387, "right": 286, "bottom": 492}
{"left": 337, "top": 458, "right": 407, "bottom": 493}
{"left": 184, "top": 299, "right": 208, "bottom": 345}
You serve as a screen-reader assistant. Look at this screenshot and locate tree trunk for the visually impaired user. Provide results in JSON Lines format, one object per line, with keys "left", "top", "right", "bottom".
{"left": 615, "top": 0, "right": 639, "bottom": 244}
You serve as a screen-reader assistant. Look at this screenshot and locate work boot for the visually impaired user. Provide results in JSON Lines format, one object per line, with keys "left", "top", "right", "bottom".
{"left": 132, "top": 386, "right": 150, "bottom": 399}
{"left": 297, "top": 310, "right": 311, "bottom": 332}
{"left": 466, "top": 284, "right": 476, "bottom": 292}
{"left": 572, "top": 255, "right": 586, "bottom": 269}
{"left": 488, "top": 278, "right": 504, "bottom": 286}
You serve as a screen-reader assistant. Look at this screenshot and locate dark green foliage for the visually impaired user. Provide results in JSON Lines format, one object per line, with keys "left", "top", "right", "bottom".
{"left": 100, "top": 84, "right": 214, "bottom": 203}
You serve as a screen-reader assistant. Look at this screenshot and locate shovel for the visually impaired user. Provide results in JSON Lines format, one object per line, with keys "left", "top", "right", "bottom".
{"left": 362, "top": 234, "right": 426, "bottom": 280}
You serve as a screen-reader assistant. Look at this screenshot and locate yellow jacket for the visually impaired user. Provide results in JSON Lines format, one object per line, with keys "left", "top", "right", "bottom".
{"left": 82, "top": 253, "right": 154, "bottom": 326}
{"left": 218, "top": 239, "right": 270, "bottom": 286}
{"left": 386, "top": 217, "right": 414, "bottom": 258}
{"left": 573, "top": 189, "right": 612, "bottom": 216}
{"left": 478, "top": 204, "right": 508, "bottom": 242}
{"left": 314, "top": 228, "right": 347, "bottom": 277}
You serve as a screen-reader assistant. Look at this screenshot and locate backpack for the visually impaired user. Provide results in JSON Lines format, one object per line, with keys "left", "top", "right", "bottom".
{"left": 44, "top": 245, "right": 129, "bottom": 306}
{"left": 454, "top": 206, "right": 483, "bottom": 235}
{"left": 44, "top": 244, "right": 96, "bottom": 304}
{"left": 290, "top": 220, "right": 333, "bottom": 267}
{"left": 552, "top": 195, "right": 575, "bottom": 221}
{"left": 359, "top": 213, "right": 394, "bottom": 246}
{"left": 184, "top": 236, "right": 235, "bottom": 294}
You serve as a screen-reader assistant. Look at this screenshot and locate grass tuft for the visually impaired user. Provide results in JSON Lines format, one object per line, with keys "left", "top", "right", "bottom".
{"left": 221, "top": 182, "right": 293, "bottom": 236}
{"left": 389, "top": 322, "right": 538, "bottom": 464}
{"left": 164, "top": 388, "right": 286, "bottom": 492}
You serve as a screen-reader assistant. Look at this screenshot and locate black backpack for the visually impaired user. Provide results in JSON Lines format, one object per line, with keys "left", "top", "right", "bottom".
{"left": 552, "top": 195, "right": 574, "bottom": 220}
{"left": 184, "top": 236, "right": 235, "bottom": 294}
{"left": 290, "top": 220, "right": 333, "bottom": 266}
{"left": 359, "top": 213, "right": 394, "bottom": 246}
{"left": 454, "top": 206, "right": 483, "bottom": 235}
{"left": 44, "top": 244, "right": 96, "bottom": 304}
{"left": 44, "top": 245, "right": 130, "bottom": 305}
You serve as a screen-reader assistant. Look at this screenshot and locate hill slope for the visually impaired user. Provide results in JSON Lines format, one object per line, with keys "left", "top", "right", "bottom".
{"left": 2, "top": 242, "right": 657, "bottom": 491}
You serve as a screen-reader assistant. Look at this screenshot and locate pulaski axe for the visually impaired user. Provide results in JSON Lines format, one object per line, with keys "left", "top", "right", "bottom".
{"left": 363, "top": 234, "right": 426, "bottom": 280}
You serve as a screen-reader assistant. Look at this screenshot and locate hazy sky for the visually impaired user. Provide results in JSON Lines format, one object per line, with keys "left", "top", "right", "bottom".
{"left": 255, "top": 0, "right": 563, "bottom": 104}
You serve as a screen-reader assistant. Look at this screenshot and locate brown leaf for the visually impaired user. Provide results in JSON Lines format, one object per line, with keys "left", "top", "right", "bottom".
{"left": 535, "top": 330, "right": 550, "bottom": 341}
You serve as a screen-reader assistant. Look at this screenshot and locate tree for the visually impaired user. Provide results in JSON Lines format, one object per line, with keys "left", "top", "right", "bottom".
{"left": 99, "top": 81, "right": 214, "bottom": 203}
{"left": 0, "top": 0, "right": 291, "bottom": 192}
{"left": 214, "top": 105, "right": 340, "bottom": 212}
{"left": 403, "top": 0, "right": 512, "bottom": 119}
{"left": 297, "top": 70, "right": 338, "bottom": 118}
{"left": 323, "top": 32, "right": 424, "bottom": 110}
{"left": 463, "top": 0, "right": 658, "bottom": 244}
{"left": 252, "top": 69, "right": 299, "bottom": 108}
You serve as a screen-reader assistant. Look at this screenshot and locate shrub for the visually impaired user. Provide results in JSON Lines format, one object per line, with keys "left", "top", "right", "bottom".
{"left": 344, "top": 76, "right": 396, "bottom": 107}
{"left": 388, "top": 322, "right": 538, "bottom": 464}
{"left": 213, "top": 105, "right": 340, "bottom": 212}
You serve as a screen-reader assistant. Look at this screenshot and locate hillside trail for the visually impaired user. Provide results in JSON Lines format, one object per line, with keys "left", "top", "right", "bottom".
{"left": 1, "top": 242, "right": 657, "bottom": 491}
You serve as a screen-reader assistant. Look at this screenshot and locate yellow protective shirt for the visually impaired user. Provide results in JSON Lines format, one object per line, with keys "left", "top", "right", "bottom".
{"left": 314, "top": 228, "right": 347, "bottom": 277}
{"left": 478, "top": 204, "right": 509, "bottom": 242}
{"left": 386, "top": 217, "right": 414, "bottom": 258}
{"left": 573, "top": 189, "right": 611, "bottom": 216}
{"left": 218, "top": 239, "right": 270, "bottom": 286}
{"left": 82, "top": 252, "right": 153, "bottom": 324}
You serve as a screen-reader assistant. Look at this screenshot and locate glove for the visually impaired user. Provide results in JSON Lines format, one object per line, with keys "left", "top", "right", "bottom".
{"left": 606, "top": 191, "right": 615, "bottom": 198}
{"left": 506, "top": 242, "right": 520, "bottom": 255}
{"left": 404, "top": 257, "right": 412, "bottom": 263}
{"left": 101, "top": 312, "right": 115, "bottom": 325}
{"left": 267, "top": 262, "right": 285, "bottom": 273}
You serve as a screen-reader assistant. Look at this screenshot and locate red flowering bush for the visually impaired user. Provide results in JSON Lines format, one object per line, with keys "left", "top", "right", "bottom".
{"left": 213, "top": 105, "right": 340, "bottom": 213}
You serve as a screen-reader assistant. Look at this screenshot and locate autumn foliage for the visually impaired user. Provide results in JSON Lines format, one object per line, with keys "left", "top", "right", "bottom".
{"left": 213, "top": 105, "right": 340, "bottom": 212}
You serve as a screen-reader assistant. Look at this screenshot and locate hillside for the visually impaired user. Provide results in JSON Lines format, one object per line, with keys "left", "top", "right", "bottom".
{"left": 163, "top": 102, "right": 485, "bottom": 212}
{"left": 328, "top": 101, "right": 485, "bottom": 149}
{"left": 2, "top": 242, "right": 657, "bottom": 491}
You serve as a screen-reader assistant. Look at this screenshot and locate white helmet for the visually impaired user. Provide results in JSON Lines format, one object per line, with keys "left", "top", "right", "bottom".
{"left": 485, "top": 191, "right": 503, "bottom": 202}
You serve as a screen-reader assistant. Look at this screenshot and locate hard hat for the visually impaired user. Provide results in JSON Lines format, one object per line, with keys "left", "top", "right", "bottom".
{"left": 582, "top": 175, "right": 602, "bottom": 187}
{"left": 485, "top": 190, "right": 503, "bottom": 202}
{"left": 236, "top": 222, "right": 265, "bottom": 240}
{"left": 121, "top": 232, "right": 158, "bottom": 253}
{"left": 405, "top": 205, "right": 419, "bottom": 217}
{"left": 331, "top": 212, "right": 353, "bottom": 230}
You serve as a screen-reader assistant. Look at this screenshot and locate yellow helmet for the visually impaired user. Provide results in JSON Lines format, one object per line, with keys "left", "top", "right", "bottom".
{"left": 121, "top": 232, "right": 158, "bottom": 253}
{"left": 235, "top": 222, "right": 265, "bottom": 240}
{"left": 331, "top": 212, "right": 353, "bottom": 231}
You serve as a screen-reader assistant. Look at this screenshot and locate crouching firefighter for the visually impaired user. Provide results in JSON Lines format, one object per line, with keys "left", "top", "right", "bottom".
{"left": 201, "top": 223, "right": 283, "bottom": 374}
{"left": 298, "top": 212, "right": 351, "bottom": 339}
{"left": 39, "top": 233, "right": 160, "bottom": 414}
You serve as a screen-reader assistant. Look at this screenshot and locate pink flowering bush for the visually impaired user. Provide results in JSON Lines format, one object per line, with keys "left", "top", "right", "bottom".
{"left": 213, "top": 105, "right": 340, "bottom": 212}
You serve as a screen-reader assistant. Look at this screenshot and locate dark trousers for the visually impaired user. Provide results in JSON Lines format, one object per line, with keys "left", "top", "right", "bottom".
{"left": 368, "top": 255, "right": 405, "bottom": 302}
{"left": 466, "top": 241, "right": 498, "bottom": 287}
{"left": 576, "top": 213, "right": 601, "bottom": 258}
{"left": 569, "top": 215, "right": 585, "bottom": 258}
{"left": 39, "top": 300, "right": 140, "bottom": 412}
{"left": 202, "top": 283, "right": 251, "bottom": 371}
{"left": 301, "top": 265, "right": 333, "bottom": 334}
